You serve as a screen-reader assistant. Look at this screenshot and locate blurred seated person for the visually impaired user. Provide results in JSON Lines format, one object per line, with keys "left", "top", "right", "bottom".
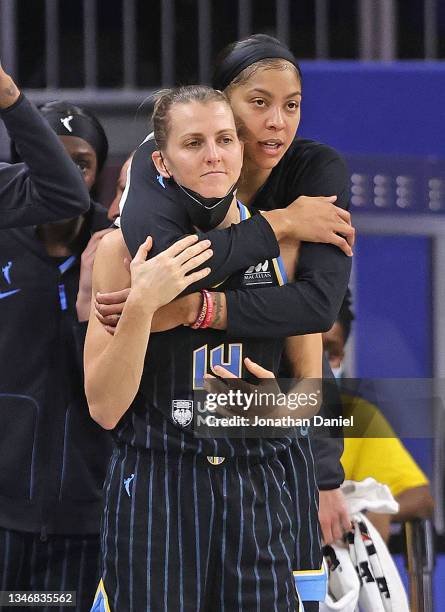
{"left": 323, "top": 294, "right": 434, "bottom": 542}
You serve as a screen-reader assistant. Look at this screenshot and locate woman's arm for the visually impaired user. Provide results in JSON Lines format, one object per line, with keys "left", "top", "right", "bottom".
{"left": 119, "top": 138, "right": 353, "bottom": 291}
{"left": 146, "top": 237, "right": 350, "bottom": 335}
{"left": 282, "top": 333, "right": 323, "bottom": 418}
{"left": 97, "top": 232, "right": 351, "bottom": 335}
{"left": 0, "top": 65, "right": 90, "bottom": 227}
{"left": 84, "top": 230, "right": 212, "bottom": 429}
{"left": 187, "top": 150, "right": 352, "bottom": 336}
{"left": 223, "top": 242, "right": 351, "bottom": 337}
{"left": 284, "top": 333, "right": 322, "bottom": 379}
{"left": 100, "top": 147, "right": 352, "bottom": 335}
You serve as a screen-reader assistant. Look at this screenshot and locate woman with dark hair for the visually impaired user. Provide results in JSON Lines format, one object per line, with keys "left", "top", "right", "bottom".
{"left": 100, "top": 34, "right": 352, "bottom": 609}
{"left": 0, "top": 100, "right": 114, "bottom": 610}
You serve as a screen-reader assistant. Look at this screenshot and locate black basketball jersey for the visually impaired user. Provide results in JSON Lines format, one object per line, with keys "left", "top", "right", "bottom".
{"left": 115, "top": 203, "right": 295, "bottom": 456}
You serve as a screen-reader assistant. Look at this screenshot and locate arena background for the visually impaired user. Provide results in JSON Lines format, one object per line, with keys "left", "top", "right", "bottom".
{"left": 1, "top": 0, "right": 444, "bottom": 608}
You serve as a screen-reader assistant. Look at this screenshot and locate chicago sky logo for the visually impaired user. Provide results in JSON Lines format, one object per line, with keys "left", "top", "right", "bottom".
{"left": 124, "top": 473, "right": 135, "bottom": 498}
{"left": 243, "top": 260, "right": 272, "bottom": 286}
{"left": 0, "top": 261, "right": 20, "bottom": 300}
{"left": 2, "top": 261, "right": 12, "bottom": 284}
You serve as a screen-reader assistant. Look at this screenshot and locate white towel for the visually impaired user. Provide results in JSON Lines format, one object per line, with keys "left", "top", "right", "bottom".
{"left": 322, "top": 479, "right": 409, "bottom": 611}
{"left": 341, "top": 478, "right": 399, "bottom": 515}
{"left": 320, "top": 545, "right": 360, "bottom": 611}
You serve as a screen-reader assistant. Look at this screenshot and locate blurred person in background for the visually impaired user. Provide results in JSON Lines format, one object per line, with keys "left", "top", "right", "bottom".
{"left": 0, "top": 101, "right": 113, "bottom": 610}
{"left": 0, "top": 61, "right": 90, "bottom": 227}
{"left": 323, "top": 295, "right": 435, "bottom": 542}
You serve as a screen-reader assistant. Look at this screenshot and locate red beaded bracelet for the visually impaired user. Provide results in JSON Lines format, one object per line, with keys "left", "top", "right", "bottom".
{"left": 200, "top": 290, "right": 214, "bottom": 329}
{"left": 190, "top": 291, "right": 207, "bottom": 329}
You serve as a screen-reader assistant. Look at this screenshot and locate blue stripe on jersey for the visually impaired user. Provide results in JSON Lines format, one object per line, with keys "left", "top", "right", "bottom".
{"left": 192, "top": 453, "right": 202, "bottom": 610}
{"left": 164, "top": 439, "right": 170, "bottom": 610}
{"left": 304, "top": 438, "right": 319, "bottom": 567}
{"left": 129, "top": 449, "right": 140, "bottom": 610}
{"left": 91, "top": 579, "right": 111, "bottom": 612}
{"left": 236, "top": 465, "right": 244, "bottom": 609}
{"left": 220, "top": 467, "right": 228, "bottom": 611}
{"left": 178, "top": 453, "right": 184, "bottom": 611}
{"left": 237, "top": 201, "right": 251, "bottom": 221}
{"left": 293, "top": 565, "right": 328, "bottom": 602}
{"left": 204, "top": 467, "right": 216, "bottom": 602}
{"left": 260, "top": 463, "right": 279, "bottom": 610}
{"left": 113, "top": 444, "right": 128, "bottom": 609}
{"left": 303, "top": 453, "right": 315, "bottom": 566}
{"left": 287, "top": 443, "right": 302, "bottom": 567}
{"left": 266, "top": 461, "right": 295, "bottom": 560}
{"left": 58, "top": 255, "right": 77, "bottom": 275}
{"left": 58, "top": 283, "right": 68, "bottom": 310}
{"left": 246, "top": 461, "right": 261, "bottom": 609}
{"left": 274, "top": 254, "right": 288, "bottom": 285}
{"left": 146, "top": 450, "right": 154, "bottom": 608}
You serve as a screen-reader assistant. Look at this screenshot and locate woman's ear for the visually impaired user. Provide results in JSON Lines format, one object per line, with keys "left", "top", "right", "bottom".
{"left": 152, "top": 150, "right": 171, "bottom": 178}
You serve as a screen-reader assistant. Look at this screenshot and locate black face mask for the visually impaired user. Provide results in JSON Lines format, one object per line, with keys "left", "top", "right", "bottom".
{"left": 170, "top": 179, "right": 237, "bottom": 231}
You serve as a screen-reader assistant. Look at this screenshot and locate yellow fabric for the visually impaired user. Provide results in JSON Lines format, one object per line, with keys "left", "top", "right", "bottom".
{"left": 340, "top": 393, "right": 429, "bottom": 497}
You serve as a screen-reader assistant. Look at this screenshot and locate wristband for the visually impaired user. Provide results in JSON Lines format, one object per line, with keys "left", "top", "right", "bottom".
{"left": 200, "top": 290, "right": 214, "bottom": 329}
{"left": 191, "top": 291, "right": 207, "bottom": 329}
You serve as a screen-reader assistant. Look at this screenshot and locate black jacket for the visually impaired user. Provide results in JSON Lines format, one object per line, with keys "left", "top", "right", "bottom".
{"left": 0, "top": 94, "right": 90, "bottom": 228}
{"left": 0, "top": 201, "right": 113, "bottom": 535}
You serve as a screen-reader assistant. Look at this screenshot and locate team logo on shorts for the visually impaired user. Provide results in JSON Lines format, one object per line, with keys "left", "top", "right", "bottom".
{"left": 206, "top": 456, "right": 225, "bottom": 465}
{"left": 172, "top": 400, "right": 193, "bottom": 427}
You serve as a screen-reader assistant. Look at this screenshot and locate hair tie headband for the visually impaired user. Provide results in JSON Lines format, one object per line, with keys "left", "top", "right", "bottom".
{"left": 212, "top": 39, "right": 300, "bottom": 91}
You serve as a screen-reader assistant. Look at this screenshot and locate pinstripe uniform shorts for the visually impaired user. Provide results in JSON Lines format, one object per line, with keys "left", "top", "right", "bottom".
{"left": 0, "top": 528, "right": 101, "bottom": 612}
{"left": 98, "top": 444, "right": 303, "bottom": 612}
{"left": 282, "top": 438, "right": 324, "bottom": 610}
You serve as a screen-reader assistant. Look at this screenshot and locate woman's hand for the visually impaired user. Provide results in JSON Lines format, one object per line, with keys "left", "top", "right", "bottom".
{"left": 129, "top": 234, "right": 212, "bottom": 312}
{"left": 76, "top": 228, "right": 115, "bottom": 321}
{"left": 286, "top": 195, "right": 355, "bottom": 256}
{"left": 0, "top": 61, "right": 20, "bottom": 109}
{"left": 318, "top": 488, "right": 352, "bottom": 544}
{"left": 85, "top": 231, "right": 212, "bottom": 429}
{"left": 204, "top": 357, "right": 282, "bottom": 419}
{"left": 204, "top": 355, "right": 321, "bottom": 422}
{"left": 95, "top": 288, "right": 130, "bottom": 334}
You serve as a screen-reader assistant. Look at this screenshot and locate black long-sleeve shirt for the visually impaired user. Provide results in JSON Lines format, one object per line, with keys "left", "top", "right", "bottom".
{"left": 0, "top": 201, "right": 113, "bottom": 535}
{"left": 0, "top": 94, "right": 90, "bottom": 228}
{"left": 121, "top": 138, "right": 280, "bottom": 287}
{"left": 120, "top": 135, "right": 351, "bottom": 489}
